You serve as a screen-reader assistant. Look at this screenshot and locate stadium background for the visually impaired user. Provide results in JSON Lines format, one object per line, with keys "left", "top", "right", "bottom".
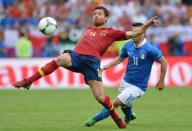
{"left": 0, "top": 0, "right": 191, "bottom": 88}
{"left": 0, "top": 0, "right": 192, "bottom": 131}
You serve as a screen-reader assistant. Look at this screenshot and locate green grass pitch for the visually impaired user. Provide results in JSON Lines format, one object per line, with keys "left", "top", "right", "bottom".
{"left": 0, "top": 87, "right": 192, "bottom": 131}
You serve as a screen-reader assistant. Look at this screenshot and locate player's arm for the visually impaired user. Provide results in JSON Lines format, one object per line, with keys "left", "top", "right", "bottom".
{"left": 102, "top": 56, "right": 124, "bottom": 70}
{"left": 156, "top": 56, "right": 167, "bottom": 91}
{"left": 125, "top": 16, "right": 160, "bottom": 39}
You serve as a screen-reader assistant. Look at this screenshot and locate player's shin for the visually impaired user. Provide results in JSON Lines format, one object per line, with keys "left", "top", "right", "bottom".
{"left": 13, "top": 60, "right": 59, "bottom": 89}
{"left": 121, "top": 106, "right": 132, "bottom": 120}
{"left": 101, "top": 95, "right": 126, "bottom": 128}
{"left": 93, "top": 108, "right": 110, "bottom": 122}
{"left": 27, "top": 60, "right": 59, "bottom": 83}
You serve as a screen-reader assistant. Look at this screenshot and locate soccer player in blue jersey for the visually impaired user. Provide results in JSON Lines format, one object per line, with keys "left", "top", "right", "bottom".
{"left": 85, "top": 22, "right": 167, "bottom": 127}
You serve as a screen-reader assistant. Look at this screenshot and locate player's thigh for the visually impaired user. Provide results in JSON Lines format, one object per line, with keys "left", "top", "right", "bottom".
{"left": 55, "top": 53, "right": 72, "bottom": 67}
{"left": 87, "top": 80, "right": 105, "bottom": 102}
{"left": 119, "top": 79, "right": 132, "bottom": 93}
{"left": 117, "top": 86, "right": 144, "bottom": 106}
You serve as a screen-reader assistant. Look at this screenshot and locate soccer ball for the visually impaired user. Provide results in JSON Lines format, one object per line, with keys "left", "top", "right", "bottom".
{"left": 38, "top": 17, "right": 57, "bottom": 35}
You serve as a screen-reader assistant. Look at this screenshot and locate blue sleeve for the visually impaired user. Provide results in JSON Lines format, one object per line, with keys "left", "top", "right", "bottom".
{"left": 150, "top": 46, "right": 162, "bottom": 61}
{"left": 120, "top": 44, "right": 128, "bottom": 59}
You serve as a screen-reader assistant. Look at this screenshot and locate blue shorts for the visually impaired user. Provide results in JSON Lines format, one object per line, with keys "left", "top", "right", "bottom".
{"left": 63, "top": 50, "right": 102, "bottom": 83}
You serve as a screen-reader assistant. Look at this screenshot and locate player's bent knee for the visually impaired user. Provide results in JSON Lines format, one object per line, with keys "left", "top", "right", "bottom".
{"left": 112, "top": 98, "right": 122, "bottom": 108}
{"left": 95, "top": 96, "right": 104, "bottom": 104}
{"left": 95, "top": 95, "right": 105, "bottom": 104}
{"left": 55, "top": 53, "right": 72, "bottom": 67}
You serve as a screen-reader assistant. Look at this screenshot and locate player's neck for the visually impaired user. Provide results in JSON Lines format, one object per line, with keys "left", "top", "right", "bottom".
{"left": 135, "top": 38, "right": 145, "bottom": 48}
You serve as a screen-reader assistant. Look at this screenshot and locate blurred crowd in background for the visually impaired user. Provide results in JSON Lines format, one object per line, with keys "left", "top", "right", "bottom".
{"left": 0, "top": 0, "right": 192, "bottom": 58}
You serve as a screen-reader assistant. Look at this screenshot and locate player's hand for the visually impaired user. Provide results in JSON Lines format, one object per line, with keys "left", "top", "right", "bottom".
{"left": 150, "top": 16, "right": 160, "bottom": 26}
{"left": 155, "top": 81, "right": 165, "bottom": 91}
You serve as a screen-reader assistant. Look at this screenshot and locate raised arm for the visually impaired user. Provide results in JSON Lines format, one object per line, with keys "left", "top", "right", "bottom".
{"left": 126, "top": 16, "right": 160, "bottom": 39}
{"left": 156, "top": 56, "right": 167, "bottom": 91}
{"left": 102, "top": 56, "right": 124, "bottom": 70}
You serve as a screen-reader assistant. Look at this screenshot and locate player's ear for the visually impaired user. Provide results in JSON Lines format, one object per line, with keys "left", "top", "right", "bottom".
{"left": 105, "top": 17, "right": 108, "bottom": 23}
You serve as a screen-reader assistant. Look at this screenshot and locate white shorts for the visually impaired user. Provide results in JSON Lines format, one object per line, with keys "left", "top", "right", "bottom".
{"left": 117, "top": 79, "right": 145, "bottom": 107}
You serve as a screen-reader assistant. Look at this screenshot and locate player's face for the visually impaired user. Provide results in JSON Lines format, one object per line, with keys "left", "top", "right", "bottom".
{"left": 93, "top": 9, "right": 108, "bottom": 27}
{"left": 132, "top": 27, "right": 145, "bottom": 42}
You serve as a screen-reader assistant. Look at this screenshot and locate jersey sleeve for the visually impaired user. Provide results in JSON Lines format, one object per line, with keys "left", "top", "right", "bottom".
{"left": 112, "top": 30, "right": 127, "bottom": 41}
{"left": 119, "top": 44, "right": 128, "bottom": 59}
{"left": 150, "top": 46, "right": 163, "bottom": 62}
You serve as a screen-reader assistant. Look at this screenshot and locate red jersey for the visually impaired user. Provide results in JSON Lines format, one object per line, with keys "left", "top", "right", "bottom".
{"left": 74, "top": 27, "right": 126, "bottom": 58}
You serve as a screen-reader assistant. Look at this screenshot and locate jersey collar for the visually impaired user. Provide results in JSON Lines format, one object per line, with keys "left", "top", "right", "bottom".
{"left": 134, "top": 38, "right": 146, "bottom": 48}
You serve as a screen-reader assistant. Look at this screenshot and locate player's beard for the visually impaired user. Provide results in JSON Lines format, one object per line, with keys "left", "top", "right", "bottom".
{"left": 94, "top": 19, "right": 105, "bottom": 27}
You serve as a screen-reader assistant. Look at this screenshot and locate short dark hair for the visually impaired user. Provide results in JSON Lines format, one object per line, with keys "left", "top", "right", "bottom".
{"left": 94, "top": 6, "right": 109, "bottom": 17}
{"left": 132, "top": 22, "right": 143, "bottom": 27}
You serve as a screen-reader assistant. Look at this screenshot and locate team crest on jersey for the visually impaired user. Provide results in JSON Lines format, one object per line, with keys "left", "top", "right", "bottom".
{"left": 141, "top": 54, "right": 146, "bottom": 59}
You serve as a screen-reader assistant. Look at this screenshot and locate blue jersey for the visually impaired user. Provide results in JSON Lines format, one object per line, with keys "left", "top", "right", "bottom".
{"left": 120, "top": 39, "right": 162, "bottom": 91}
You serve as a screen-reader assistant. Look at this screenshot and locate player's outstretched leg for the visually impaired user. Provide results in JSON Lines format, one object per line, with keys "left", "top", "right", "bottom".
{"left": 13, "top": 53, "right": 71, "bottom": 89}
{"left": 13, "top": 60, "right": 59, "bottom": 89}
{"left": 85, "top": 107, "right": 110, "bottom": 127}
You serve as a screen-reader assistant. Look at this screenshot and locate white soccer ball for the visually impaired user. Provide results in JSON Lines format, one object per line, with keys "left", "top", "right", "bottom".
{"left": 38, "top": 17, "right": 57, "bottom": 35}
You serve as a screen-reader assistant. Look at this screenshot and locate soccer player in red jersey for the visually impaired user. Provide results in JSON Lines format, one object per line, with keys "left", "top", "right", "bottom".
{"left": 13, "top": 6, "right": 159, "bottom": 128}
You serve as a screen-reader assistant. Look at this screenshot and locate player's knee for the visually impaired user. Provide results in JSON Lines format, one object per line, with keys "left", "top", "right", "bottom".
{"left": 95, "top": 94, "right": 105, "bottom": 104}
{"left": 112, "top": 98, "right": 121, "bottom": 108}
{"left": 55, "top": 56, "right": 64, "bottom": 67}
{"left": 55, "top": 53, "right": 72, "bottom": 67}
